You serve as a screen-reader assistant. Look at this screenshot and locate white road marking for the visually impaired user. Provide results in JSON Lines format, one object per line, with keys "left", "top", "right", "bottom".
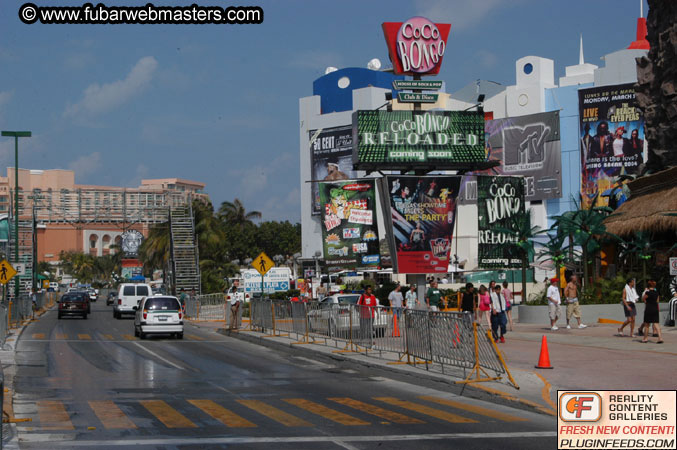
{"left": 131, "top": 342, "right": 185, "bottom": 370}
{"left": 21, "top": 431, "right": 557, "bottom": 446}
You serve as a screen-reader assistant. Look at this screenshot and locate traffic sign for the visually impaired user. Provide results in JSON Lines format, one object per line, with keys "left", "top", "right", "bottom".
{"left": 252, "top": 252, "right": 274, "bottom": 276}
{"left": 670, "top": 257, "right": 677, "bottom": 276}
{"left": 14, "top": 263, "right": 26, "bottom": 275}
{"left": 393, "top": 80, "right": 443, "bottom": 90}
{"left": 397, "top": 92, "right": 439, "bottom": 103}
{"left": 0, "top": 259, "right": 17, "bottom": 285}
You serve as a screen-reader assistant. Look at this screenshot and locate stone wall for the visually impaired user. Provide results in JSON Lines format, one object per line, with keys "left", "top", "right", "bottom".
{"left": 635, "top": 0, "right": 677, "bottom": 171}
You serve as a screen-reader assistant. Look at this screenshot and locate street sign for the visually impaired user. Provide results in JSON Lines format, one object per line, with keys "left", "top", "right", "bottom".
{"left": 14, "top": 263, "right": 26, "bottom": 275}
{"left": 0, "top": 259, "right": 17, "bottom": 285}
{"left": 252, "top": 252, "right": 274, "bottom": 276}
{"left": 393, "top": 80, "right": 443, "bottom": 90}
{"left": 670, "top": 257, "right": 677, "bottom": 276}
{"left": 397, "top": 92, "right": 439, "bottom": 103}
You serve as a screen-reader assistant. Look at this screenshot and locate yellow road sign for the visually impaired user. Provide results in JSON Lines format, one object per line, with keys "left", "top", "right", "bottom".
{"left": 0, "top": 259, "right": 17, "bottom": 285}
{"left": 252, "top": 252, "right": 274, "bottom": 276}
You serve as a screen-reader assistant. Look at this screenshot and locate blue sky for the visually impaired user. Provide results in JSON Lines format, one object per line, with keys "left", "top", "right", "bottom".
{"left": 0, "top": 0, "right": 648, "bottom": 222}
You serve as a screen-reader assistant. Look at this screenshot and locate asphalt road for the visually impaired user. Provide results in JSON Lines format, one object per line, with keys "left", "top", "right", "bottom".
{"left": 12, "top": 299, "right": 555, "bottom": 449}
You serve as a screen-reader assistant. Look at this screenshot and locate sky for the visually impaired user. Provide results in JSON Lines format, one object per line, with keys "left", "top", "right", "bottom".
{"left": 0, "top": 0, "right": 648, "bottom": 222}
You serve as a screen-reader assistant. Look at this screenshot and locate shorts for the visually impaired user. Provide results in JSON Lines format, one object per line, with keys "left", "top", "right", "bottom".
{"left": 549, "top": 302, "right": 561, "bottom": 321}
{"left": 566, "top": 301, "right": 581, "bottom": 320}
{"left": 623, "top": 302, "right": 636, "bottom": 317}
{"left": 429, "top": 305, "right": 439, "bottom": 312}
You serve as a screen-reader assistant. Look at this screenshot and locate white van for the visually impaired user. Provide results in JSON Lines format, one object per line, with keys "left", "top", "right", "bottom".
{"left": 114, "top": 283, "right": 152, "bottom": 319}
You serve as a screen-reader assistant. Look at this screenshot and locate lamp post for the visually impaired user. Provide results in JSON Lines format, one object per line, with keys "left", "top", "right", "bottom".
{"left": 2, "top": 131, "right": 31, "bottom": 300}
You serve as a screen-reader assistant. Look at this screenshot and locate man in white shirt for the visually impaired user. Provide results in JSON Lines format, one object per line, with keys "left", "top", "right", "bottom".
{"left": 387, "top": 284, "right": 404, "bottom": 319}
{"left": 490, "top": 285, "right": 507, "bottom": 343}
{"left": 547, "top": 277, "right": 562, "bottom": 331}
{"left": 228, "top": 281, "right": 244, "bottom": 330}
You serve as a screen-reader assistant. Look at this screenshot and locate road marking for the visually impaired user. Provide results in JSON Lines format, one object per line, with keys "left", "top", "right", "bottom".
{"left": 533, "top": 372, "right": 557, "bottom": 410}
{"left": 237, "top": 399, "right": 312, "bottom": 427}
{"left": 77, "top": 334, "right": 91, "bottom": 340}
{"left": 418, "top": 396, "right": 528, "bottom": 422}
{"left": 140, "top": 400, "right": 196, "bottom": 428}
{"left": 131, "top": 343, "right": 185, "bottom": 370}
{"left": 374, "top": 397, "right": 478, "bottom": 424}
{"left": 23, "top": 431, "right": 558, "bottom": 446}
{"left": 328, "top": 397, "right": 424, "bottom": 424}
{"left": 122, "top": 334, "right": 136, "bottom": 341}
{"left": 102, "top": 334, "right": 114, "bottom": 340}
{"left": 56, "top": 333, "right": 68, "bottom": 340}
{"left": 88, "top": 401, "right": 136, "bottom": 429}
{"left": 284, "top": 399, "right": 369, "bottom": 426}
{"left": 186, "top": 334, "right": 204, "bottom": 340}
{"left": 188, "top": 399, "right": 256, "bottom": 428}
{"left": 32, "top": 333, "right": 45, "bottom": 339}
{"left": 37, "top": 401, "right": 74, "bottom": 430}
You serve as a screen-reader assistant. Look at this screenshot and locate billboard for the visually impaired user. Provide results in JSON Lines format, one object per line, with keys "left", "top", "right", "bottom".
{"left": 352, "top": 110, "right": 485, "bottom": 170}
{"left": 381, "top": 175, "right": 461, "bottom": 274}
{"left": 381, "top": 17, "right": 451, "bottom": 76}
{"left": 309, "top": 125, "right": 356, "bottom": 215}
{"left": 579, "top": 84, "right": 646, "bottom": 207}
{"left": 241, "top": 268, "right": 292, "bottom": 293}
{"left": 319, "top": 179, "right": 380, "bottom": 272}
{"left": 477, "top": 176, "right": 525, "bottom": 269}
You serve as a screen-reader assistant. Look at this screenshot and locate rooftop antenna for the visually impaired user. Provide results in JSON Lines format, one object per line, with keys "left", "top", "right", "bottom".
{"left": 579, "top": 34, "right": 584, "bottom": 65}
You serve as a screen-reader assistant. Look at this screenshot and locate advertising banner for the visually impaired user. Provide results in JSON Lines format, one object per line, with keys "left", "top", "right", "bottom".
{"left": 382, "top": 175, "right": 461, "bottom": 274}
{"left": 353, "top": 110, "right": 485, "bottom": 170}
{"left": 477, "top": 176, "right": 525, "bottom": 269}
{"left": 579, "top": 84, "right": 646, "bottom": 208}
{"left": 309, "top": 125, "right": 356, "bottom": 215}
{"left": 319, "top": 179, "right": 380, "bottom": 272}
{"left": 241, "top": 268, "right": 291, "bottom": 294}
{"left": 381, "top": 18, "right": 451, "bottom": 76}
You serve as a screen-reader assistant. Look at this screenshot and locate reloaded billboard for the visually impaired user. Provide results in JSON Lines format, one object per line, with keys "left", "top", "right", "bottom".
{"left": 477, "top": 176, "right": 525, "bottom": 269}
{"left": 579, "top": 84, "right": 646, "bottom": 208}
{"left": 353, "top": 110, "right": 485, "bottom": 170}
{"left": 319, "top": 179, "right": 380, "bottom": 272}
{"left": 381, "top": 175, "right": 461, "bottom": 274}
{"left": 309, "top": 125, "right": 356, "bottom": 215}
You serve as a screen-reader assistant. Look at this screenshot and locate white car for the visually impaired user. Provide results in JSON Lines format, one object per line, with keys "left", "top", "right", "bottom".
{"left": 134, "top": 295, "right": 184, "bottom": 339}
{"left": 307, "top": 294, "right": 387, "bottom": 337}
{"left": 114, "top": 283, "right": 152, "bottom": 318}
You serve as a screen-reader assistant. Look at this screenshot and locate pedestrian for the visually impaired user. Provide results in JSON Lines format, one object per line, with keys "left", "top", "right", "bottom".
{"left": 461, "top": 283, "right": 475, "bottom": 315}
{"left": 30, "top": 288, "right": 37, "bottom": 319}
{"left": 425, "top": 280, "right": 442, "bottom": 312}
{"left": 179, "top": 288, "right": 187, "bottom": 312}
{"left": 666, "top": 275, "right": 677, "bottom": 327}
{"left": 640, "top": 279, "right": 663, "bottom": 344}
{"left": 547, "top": 277, "right": 562, "bottom": 331}
{"left": 478, "top": 285, "right": 491, "bottom": 327}
{"left": 316, "top": 282, "right": 327, "bottom": 301}
{"left": 405, "top": 284, "right": 419, "bottom": 309}
{"left": 387, "top": 283, "right": 404, "bottom": 319}
{"left": 357, "top": 286, "right": 378, "bottom": 346}
{"left": 564, "top": 275, "right": 586, "bottom": 329}
{"left": 490, "top": 285, "right": 507, "bottom": 343}
{"left": 618, "top": 278, "right": 638, "bottom": 337}
{"left": 502, "top": 281, "right": 514, "bottom": 331}
{"left": 228, "top": 282, "right": 243, "bottom": 330}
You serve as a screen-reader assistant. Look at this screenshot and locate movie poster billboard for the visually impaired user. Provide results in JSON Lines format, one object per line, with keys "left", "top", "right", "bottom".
{"left": 381, "top": 175, "right": 461, "bottom": 274}
{"left": 319, "top": 179, "right": 380, "bottom": 272}
{"left": 477, "top": 176, "right": 525, "bottom": 269}
{"left": 310, "top": 125, "right": 356, "bottom": 215}
{"left": 579, "top": 84, "right": 646, "bottom": 208}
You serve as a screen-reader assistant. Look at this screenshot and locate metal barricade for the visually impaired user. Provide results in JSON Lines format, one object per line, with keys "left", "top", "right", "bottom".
{"left": 272, "top": 300, "right": 294, "bottom": 335}
{"left": 184, "top": 296, "right": 199, "bottom": 319}
{"left": 427, "top": 311, "right": 475, "bottom": 372}
{"left": 0, "top": 304, "right": 8, "bottom": 345}
{"left": 193, "top": 294, "right": 226, "bottom": 321}
{"left": 370, "top": 306, "right": 407, "bottom": 356}
{"left": 404, "top": 309, "right": 432, "bottom": 363}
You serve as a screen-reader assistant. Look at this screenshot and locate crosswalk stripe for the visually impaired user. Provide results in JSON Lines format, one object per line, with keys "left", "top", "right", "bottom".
{"left": 56, "top": 333, "right": 68, "bottom": 340}
{"left": 102, "top": 334, "right": 114, "bottom": 340}
{"left": 122, "top": 334, "right": 136, "bottom": 341}
{"left": 32, "top": 333, "right": 45, "bottom": 339}
{"left": 140, "top": 400, "right": 196, "bottom": 428}
{"left": 284, "top": 399, "right": 369, "bottom": 426}
{"left": 419, "top": 396, "right": 529, "bottom": 422}
{"left": 237, "top": 399, "right": 312, "bottom": 427}
{"left": 188, "top": 399, "right": 256, "bottom": 428}
{"left": 328, "top": 397, "right": 424, "bottom": 424}
{"left": 89, "top": 401, "right": 137, "bottom": 429}
{"left": 37, "top": 401, "right": 74, "bottom": 430}
{"left": 78, "top": 334, "right": 91, "bottom": 340}
{"left": 374, "top": 397, "right": 478, "bottom": 424}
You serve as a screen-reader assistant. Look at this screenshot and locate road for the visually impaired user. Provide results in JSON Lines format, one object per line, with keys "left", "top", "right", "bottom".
{"left": 11, "top": 299, "right": 555, "bottom": 449}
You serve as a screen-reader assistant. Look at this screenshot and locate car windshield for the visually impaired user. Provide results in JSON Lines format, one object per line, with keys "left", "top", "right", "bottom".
{"left": 338, "top": 295, "right": 360, "bottom": 304}
{"left": 61, "top": 294, "right": 85, "bottom": 302}
{"left": 145, "top": 298, "right": 179, "bottom": 311}
{"left": 136, "top": 286, "right": 150, "bottom": 296}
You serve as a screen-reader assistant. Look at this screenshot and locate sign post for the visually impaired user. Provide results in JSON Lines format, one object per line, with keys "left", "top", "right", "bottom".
{"left": 252, "top": 252, "right": 274, "bottom": 297}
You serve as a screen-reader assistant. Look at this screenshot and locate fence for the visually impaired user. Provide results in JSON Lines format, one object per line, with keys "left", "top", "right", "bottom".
{"left": 185, "top": 293, "right": 242, "bottom": 327}
{"left": 249, "top": 298, "right": 517, "bottom": 388}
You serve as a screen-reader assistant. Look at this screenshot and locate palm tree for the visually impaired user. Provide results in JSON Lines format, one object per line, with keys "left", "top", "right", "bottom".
{"left": 537, "top": 233, "right": 568, "bottom": 276}
{"left": 139, "top": 222, "right": 171, "bottom": 273}
{"left": 218, "top": 198, "right": 261, "bottom": 227}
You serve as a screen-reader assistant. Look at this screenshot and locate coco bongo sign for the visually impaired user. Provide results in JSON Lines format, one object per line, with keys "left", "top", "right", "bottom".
{"left": 382, "top": 17, "right": 451, "bottom": 76}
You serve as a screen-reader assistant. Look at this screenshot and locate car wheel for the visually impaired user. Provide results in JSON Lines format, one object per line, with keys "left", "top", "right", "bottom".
{"left": 177, "top": 333, "right": 183, "bottom": 339}
{"left": 83, "top": 314, "right": 88, "bottom": 320}
{"left": 139, "top": 331, "right": 146, "bottom": 340}
{"left": 134, "top": 327, "right": 139, "bottom": 337}
{"left": 58, "top": 313, "right": 62, "bottom": 319}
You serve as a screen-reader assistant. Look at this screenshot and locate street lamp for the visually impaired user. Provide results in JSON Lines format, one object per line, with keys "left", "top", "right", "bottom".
{"left": 2, "top": 131, "right": 31, "bottom": 300}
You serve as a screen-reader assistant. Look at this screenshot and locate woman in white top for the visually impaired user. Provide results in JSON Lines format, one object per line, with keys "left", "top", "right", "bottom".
{"left": 405, "top": 285, "right": 420, "bottom": 310}
{"left": 618, "top": 278, "right": 639, "bottom": 337}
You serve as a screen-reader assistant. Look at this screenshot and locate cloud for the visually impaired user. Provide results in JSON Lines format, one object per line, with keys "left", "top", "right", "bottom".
{"left": 68, "top": 152, "right": 102, "bottom": 177}
{"left": 261, "top": 188, "right": 300, "bottom": 222}
{"left": 234, "top": 153, "right": 294, "bottom": 197}
{"left": 0, "top": 91, "right": 12, "bottom": 108}
{"left": 415, "top": 0, "right": 511, "bottom": 31}
{"left": 62, "top": 53, "right": 95, "bottom": 71}
{"left": 64, "top": 56, "right": 158, "bottom": 118}
{"left": 287, "top": 50, "right": 344, "bottom": 71}
{"left": 477, "top": 50, "right": 498, "bottom": 68}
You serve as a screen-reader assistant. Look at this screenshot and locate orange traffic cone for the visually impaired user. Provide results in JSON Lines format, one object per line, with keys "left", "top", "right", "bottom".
{"left": 535, "top": 335, "right": 553, "bottom": 369}
{"left": 392, "top": 312, "right": 401, "bottom": 337}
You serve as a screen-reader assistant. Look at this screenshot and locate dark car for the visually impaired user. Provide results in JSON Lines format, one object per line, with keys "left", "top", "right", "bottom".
{"left": 58, "top": 292, "right": 89, "bottom": 319}
{"left": 106, "top": 292, "right": 116, "bottom": 306}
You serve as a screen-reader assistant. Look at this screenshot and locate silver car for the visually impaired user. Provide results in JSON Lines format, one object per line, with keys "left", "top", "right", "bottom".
{"left": 307, "top": 294, "right": 387, "bottom": 337}
{"left": 134, "top": 295, "right": 184, "bottom": 339}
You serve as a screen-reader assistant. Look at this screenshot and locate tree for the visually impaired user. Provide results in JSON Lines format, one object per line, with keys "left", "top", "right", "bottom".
{"left": 218, "top": 198, "right": 261, "bottom": 227}
{"left": 138, "top": 222, "right": 171, "bottom": 275}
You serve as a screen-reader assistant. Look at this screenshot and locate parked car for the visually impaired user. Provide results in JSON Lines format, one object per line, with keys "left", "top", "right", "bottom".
{"left": 134, "top": 295, "right": 184, "bottom": 339}
{"left": 58, "top": 292, "right": 89, "bottom": 319}
{"left": 106, "top": 292, "right": 116, "bottom": 306}
{"left": 114, "top": 283, "right": 152, "bottom": 319}
{"left": 307, "top": 294, "right": 387, "bottom": 337}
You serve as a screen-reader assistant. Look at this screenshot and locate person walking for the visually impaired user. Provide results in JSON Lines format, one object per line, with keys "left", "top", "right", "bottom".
{"left": 618, "top": 278, "right": 639, "bottom": 337}
{"left": 357, "top": 286, "right": 378, "bottom": 346}
{"left": 425, "top": 280, "right": 442, "bottom": 312}
{"left": 478, "top": 285, "right": 491, "bottom": 327}
{"left": 564, "top": 275, "right": 586, "bottom": 329}
{"left": 640, "top": 280, "right": 663, "bottom": 343}
{"left": 461, "top": 283, "right": 475, "bottom": 314}
{"left": 547, "top": 278, "right": 562, "bottom": 331}
{"left": 228, "top": 282, "right": 243, "bottom": 330}
{"left": 405, "top": 284, "right": 420, "bottom": 310}
{"left": 667, "top": 275, "right": 677, "bottom": 327}
{"left": 501, "top": 281, "right": 514, "bottom": 331}
{"left": 388, "top": 284, "right": 404, "bottom": 319}
{"left": 490, "top": 285, "right": 507, "bottom": 343}
{"left": 316, "top": 282, "right": 328, "bottom": 301}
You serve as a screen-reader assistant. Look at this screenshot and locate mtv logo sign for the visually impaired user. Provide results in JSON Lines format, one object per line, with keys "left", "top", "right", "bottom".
{"left": 502, "top": 123, "right": 550, "bottom": 169}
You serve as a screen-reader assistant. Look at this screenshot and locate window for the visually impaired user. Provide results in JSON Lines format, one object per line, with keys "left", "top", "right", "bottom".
{"left": 136, "top": 286, "right": 150, "bottom": 296}
{"left": 523, "top": 63, "right": 533, "bottom": 74}
{"left": 62, "top": 294, "right": 86, "bottom": 302}
{"left": 123, "top": 286, "right": 135, "bottom": 296}
{"left": 144, "top": 297, "right": 180, "bottom": 311}
{"left": 339, "top": 295, "right": 360, "bottom": 304}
